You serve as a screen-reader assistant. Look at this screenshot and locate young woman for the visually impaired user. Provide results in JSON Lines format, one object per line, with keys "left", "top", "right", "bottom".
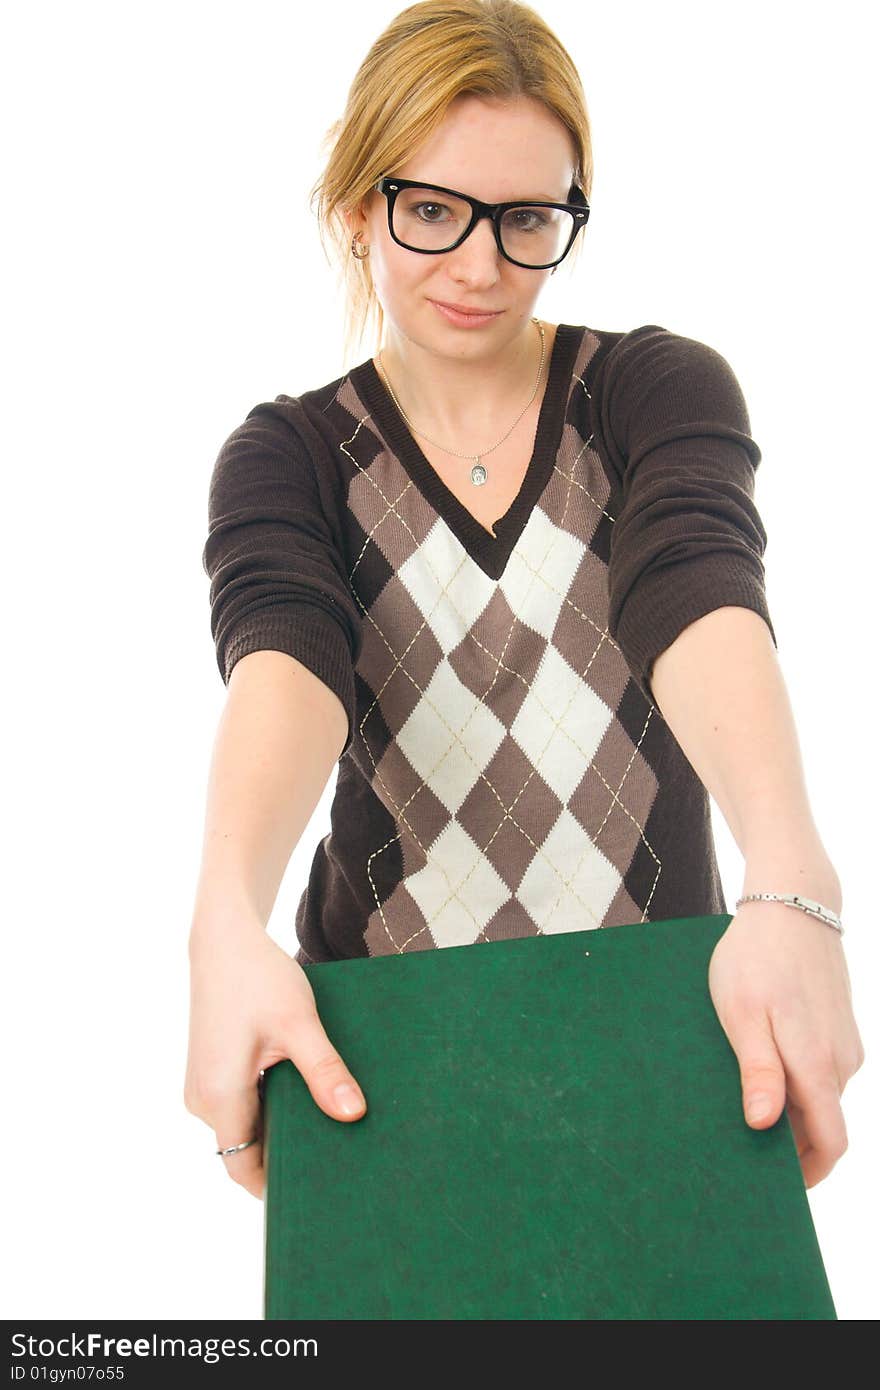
{"left": 185, "top": 0, "right": 863, "bottom": 1203}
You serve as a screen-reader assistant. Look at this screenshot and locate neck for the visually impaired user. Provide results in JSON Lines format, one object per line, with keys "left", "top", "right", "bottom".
{"left": 375, "top": 316, "right": 551, "bottom": 441}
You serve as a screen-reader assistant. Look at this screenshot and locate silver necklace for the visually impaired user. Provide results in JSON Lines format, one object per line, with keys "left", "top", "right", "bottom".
{"left": 376, "top": 317, "right": 546, "bottom": 487}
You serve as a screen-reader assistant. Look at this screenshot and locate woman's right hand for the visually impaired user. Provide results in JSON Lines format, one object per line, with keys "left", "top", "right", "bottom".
{"left": 184, "top": 915, "right": 367, "bottom": 1200}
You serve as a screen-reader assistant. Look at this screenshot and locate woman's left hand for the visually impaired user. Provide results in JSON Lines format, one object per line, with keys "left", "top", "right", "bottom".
{"left": 708, "top": 899, "right": 865, "bottom": 1188}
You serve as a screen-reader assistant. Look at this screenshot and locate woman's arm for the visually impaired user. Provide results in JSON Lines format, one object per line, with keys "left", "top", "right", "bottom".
{"left": 649, "top": 605, "right": 841, "bottom": 902}
{"left": 190, "top": 648, "right": 348, "bottom": 934}
{"left": 649, "top": 604, "right": 864, "bottom": 1187}
{"left": 185, "top": 649, "right": 367, "bottom": 1202}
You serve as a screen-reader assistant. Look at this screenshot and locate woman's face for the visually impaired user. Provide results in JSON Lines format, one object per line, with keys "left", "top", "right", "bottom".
{"left": 349, "top": 94, "right": 578, "bottom": 356}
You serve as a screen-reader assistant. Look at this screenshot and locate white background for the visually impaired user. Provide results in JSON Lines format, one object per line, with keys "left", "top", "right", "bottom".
{"left": 3, "top": 0, "right": 877, "bottom": 1321}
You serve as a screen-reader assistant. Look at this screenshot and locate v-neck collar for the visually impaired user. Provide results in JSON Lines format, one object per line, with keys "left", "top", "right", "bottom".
{"left": 349, "top": 323, "right": 585, "bottom": 580}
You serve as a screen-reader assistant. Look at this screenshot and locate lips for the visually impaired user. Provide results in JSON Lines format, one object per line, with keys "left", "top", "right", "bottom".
{"left": 430, "top": 299, "right": 503, "bottom": 329}
{"left": 432, "top": 300, "right": 500, "bottom": 315}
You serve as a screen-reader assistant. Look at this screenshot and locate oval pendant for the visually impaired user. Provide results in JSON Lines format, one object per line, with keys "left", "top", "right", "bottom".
{"left": 471, "top": 463, "right": 488, "bottom": 487}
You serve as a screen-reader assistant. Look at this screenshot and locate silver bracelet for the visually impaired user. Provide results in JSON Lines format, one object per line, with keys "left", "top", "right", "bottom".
{"left": 734, "top": 892, "right": 844, "bottom": 935}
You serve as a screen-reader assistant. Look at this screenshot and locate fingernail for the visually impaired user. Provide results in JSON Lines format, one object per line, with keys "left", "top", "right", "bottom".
{"left": 333, "top": 1082, "right": 364, "bottom": 1116}
{"left": 747, "top": 1094, "right": 772, "bottom": 1123}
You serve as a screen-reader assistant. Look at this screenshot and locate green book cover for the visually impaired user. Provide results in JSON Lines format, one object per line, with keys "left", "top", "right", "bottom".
{"left": 262, "top": 914, "right": 836, "bottom": 1320}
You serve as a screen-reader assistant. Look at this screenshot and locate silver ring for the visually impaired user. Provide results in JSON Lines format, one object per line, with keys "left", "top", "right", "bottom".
{"left": 216, "top": 1137, "right": 259, "bottom": 1157}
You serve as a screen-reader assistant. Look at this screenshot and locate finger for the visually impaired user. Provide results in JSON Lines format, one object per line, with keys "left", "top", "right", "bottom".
{"left": 785, "top": 1100, "right": 825, "bottom": 1188}
{"left": 785, "top": 1097, "right": 829, "bottom": 1189}
{"left": 214, "top": 1077, "right": 265, "bottom": 1200}
{"left": 786, "top": 1099, "right": 811, "bottom": 1160}
{"left": 283, "top": 1007, "right": 367, "bottom": 1122}
{"left": 771, "top": 1003, "right": 851, "bottom": 1187}
{"left": 784, "top": 1074, "right": 848, "bottom": 1189}
{"left": 725, "top": 1007, "right": 787, "bottom": 1128}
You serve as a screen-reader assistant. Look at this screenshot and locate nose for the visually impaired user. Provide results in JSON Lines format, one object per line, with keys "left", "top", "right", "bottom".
{"left": 445, "top": 213, "right": 502, "bottom": 281}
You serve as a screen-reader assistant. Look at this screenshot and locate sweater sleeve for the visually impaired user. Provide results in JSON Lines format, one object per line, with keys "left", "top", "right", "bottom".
{"left": 201, "top": 402, "right": 363, "bottom": 755}
{"left": 603, "top": 325, "right": 777, "bottom": 707}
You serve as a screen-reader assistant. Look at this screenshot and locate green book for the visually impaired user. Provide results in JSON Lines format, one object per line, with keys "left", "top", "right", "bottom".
{"left": 262, "top": 915, "right": 837, "bottom": 1320}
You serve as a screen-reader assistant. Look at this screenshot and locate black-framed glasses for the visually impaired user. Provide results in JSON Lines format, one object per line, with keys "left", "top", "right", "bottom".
{"left": 373, "top": 175, "right": 590, "bottom": 270}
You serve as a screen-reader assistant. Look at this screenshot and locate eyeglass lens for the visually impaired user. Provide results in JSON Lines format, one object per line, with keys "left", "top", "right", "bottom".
{"left": 391, "top": 186, "right": 574, "bottom": 266}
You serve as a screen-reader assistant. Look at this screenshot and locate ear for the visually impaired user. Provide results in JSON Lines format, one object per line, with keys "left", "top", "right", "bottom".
{"left": 343, "top": 194, "right": 370, "bottom": 238}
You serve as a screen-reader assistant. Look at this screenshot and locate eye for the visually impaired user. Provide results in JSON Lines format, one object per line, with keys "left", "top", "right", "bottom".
{"left": 508, "top": 208, "right": 550, "bottom": 232}
{"left": 413, "top": 201, "right": 451, "bottom": 223}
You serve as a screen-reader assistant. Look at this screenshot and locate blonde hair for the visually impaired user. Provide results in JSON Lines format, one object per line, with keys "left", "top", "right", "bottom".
{"left": 310, "top": 0, "right": 593, "bottom": 366}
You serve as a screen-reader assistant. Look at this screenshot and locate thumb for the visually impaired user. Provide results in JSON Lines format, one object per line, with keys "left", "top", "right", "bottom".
{"left": 736, "top": 1014, "right": 786, "bottom": 1128}
{"left": 285, "top": 1007, "right": 367, "bottom": 1123}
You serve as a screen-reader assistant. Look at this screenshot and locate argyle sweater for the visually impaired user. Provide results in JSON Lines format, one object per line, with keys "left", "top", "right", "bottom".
{"left": 203, "top": 322, "right": 777, "bottom": 963}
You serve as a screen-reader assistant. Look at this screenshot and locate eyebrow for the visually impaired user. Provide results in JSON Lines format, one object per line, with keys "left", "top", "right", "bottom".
{"left": 419, "top": 183, "right": 566, "bottom": 203}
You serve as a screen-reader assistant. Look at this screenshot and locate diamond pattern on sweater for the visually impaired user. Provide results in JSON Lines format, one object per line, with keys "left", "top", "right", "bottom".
{"left": 340, "top": 342, "right": 661, "bottom": 956}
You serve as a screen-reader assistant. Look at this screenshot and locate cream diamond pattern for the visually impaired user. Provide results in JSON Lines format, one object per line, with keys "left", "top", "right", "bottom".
{"left": 406, "top": 819, "right": 511, "bottom": 947}
{"left": 498, "top": 505, "right": 587, "bottom": 638}
{"left": 396, "top": 656, "right": 507, "bottom": 814}
{"left": 398, "top": 518, "right": 497, "bottom": 654}
{"left": 511, "top": 644, "right": 612, "bottom": 803}
{"left": 516, "top": 807, "right": 620, "bottom": 931}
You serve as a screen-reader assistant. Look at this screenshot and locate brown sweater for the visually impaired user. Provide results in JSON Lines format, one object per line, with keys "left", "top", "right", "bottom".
{"left": 202, "top": 323, "right": 776, "bottom": 962}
